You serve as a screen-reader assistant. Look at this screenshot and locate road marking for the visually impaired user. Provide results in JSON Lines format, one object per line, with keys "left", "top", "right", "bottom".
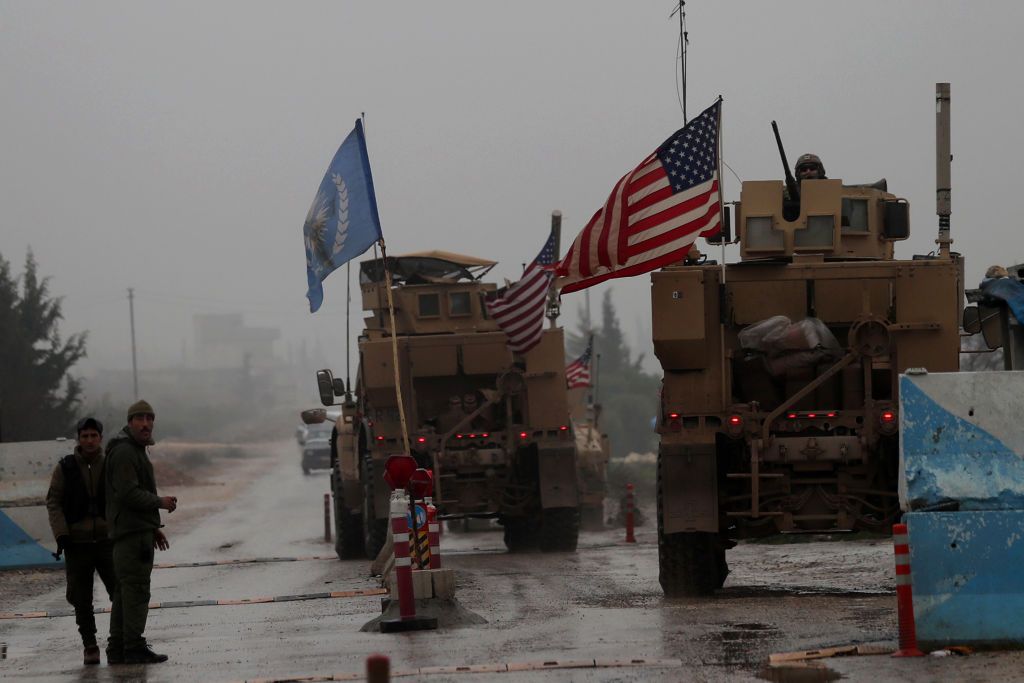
{"left": 153, "top": 555, "right": 337, "bottom": 569}
{"left": 0, "top": 587, "right": 387, "bottom": 620}
{"left": 234, "top": 657, "right": 684, "bottom": 682}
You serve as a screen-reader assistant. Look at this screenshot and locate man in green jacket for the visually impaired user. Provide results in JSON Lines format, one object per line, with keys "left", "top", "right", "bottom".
{"left": 46, "top": 417, "right": 121, "bottom": 665}
{"left": 105, "top": 400, "right": 177, "bottom": 665}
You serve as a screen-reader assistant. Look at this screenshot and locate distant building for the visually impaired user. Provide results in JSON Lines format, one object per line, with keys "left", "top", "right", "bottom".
{"left": 193, "top": 313, "right": 280, "bottom": 370}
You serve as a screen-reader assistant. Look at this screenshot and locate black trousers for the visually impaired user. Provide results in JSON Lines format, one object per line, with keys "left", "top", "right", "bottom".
{"left": 63, "top": 540, "right": 122, "bottom": 649}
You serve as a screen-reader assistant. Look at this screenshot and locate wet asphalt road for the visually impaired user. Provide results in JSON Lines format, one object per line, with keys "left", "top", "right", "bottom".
{"left": 2, "top": 444, "right": 976, "bottom": 683}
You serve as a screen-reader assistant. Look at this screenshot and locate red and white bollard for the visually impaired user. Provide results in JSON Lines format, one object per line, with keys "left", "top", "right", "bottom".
{"left": 625, "top": 483, "right": 636, "bottom": 543}
{"left": 892, "top": 522, "right": 924, "bottom": 657}
{"left": 380, "top": 492, "right": 437, "bottom": 633}
{"left": 426, "top": 497, "right": 442, "bottom": 569}
{"left": 324, "top": 493, "right": 332, "bottom": 543}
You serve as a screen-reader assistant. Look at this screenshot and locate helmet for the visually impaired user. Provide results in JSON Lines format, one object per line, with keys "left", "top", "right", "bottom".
{"left": 795, "top": 153, "right": 825, "bottom": 178}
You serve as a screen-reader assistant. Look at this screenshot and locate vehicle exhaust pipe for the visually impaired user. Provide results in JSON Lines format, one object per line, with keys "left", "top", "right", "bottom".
{"left": 936, "top": 82, "right": 952, "bottom": 258}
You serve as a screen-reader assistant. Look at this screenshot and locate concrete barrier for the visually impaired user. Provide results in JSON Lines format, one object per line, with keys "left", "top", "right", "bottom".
{"left": 899, "top": 371, "right": 1024, "bottom": 647}
{"left": 0, "top": 440, "right": 70, "bottom": 569}
{"left": 899, "top": 371, "right": 1024, "bottom": 511}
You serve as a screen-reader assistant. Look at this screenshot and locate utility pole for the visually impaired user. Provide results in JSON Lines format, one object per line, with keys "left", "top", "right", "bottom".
{"left": 128, "top": 288, "right": 139, "bottom": 399}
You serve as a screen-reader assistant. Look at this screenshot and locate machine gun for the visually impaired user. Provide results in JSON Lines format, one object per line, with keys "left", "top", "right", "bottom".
{"left": 772, "top": 120, "right": 799, "bottom": 202}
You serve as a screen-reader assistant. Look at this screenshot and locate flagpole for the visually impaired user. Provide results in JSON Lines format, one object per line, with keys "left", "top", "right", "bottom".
{"left": 547, "top": 211, "right": 562, "bottom": 329}
{"left": 345, "top": 261, "right": 352, "bottom": 401}
{"left": 378, "top": 238, "right": 411, "bottom": 456}
{"left": 716, "top": 96, "right": 726, "bottom": 285}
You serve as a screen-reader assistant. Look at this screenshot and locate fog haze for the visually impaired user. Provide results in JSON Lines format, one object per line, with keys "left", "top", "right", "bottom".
{"left": 3, "top": 1, "right": 1021, "bottom": 398}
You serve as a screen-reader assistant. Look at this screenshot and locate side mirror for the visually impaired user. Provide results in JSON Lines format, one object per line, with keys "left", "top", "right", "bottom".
{"left": 316, "top": 369, "right": 337, "bottom": 407}
{"left": 705, "top": 205, "right": 732, "bottom": 245}
{"left": 882, "top": 200, "right": 910, "bottom": 240}
{"left": 962, "top": 306, "right": 981, "bottom": 335}
{"left": 979, "top": 304, "right": 1005, "bottom": 350}
{"left": 300, "top": 408, "right": 327, "bottom": 425}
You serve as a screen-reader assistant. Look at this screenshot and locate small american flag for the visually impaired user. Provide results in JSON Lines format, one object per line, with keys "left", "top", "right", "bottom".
{"left": 556, "top": 100, "right": 722, "bottom": 294}
{"left": 565, "top": 336, "right": 593, "bottom": 389}
{"left": 485, "top": 232, "right": 557, "bottom": 354}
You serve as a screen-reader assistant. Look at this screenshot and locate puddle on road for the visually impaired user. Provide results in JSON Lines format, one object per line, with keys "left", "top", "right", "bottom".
{"left": 701, "top": 622, "right": 780, "bottom": 667}
{"left": 759, "top": 663, "right": 842, "bottom": 682}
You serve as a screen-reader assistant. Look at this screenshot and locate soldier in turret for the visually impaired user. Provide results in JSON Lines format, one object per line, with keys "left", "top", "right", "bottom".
{"left": 794, "top": 153, "right": 827, "bottom": 181}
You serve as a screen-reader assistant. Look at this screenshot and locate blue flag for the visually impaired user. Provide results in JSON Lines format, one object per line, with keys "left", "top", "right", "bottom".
{"left": 304, "top": 119, "right": 383, "bottom": 312}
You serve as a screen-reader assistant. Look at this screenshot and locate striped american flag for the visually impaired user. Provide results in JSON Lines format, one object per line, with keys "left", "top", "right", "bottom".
{"left": 485, "top": 232, "right": 557, "bottom": 354}
{"left": 556, "top": 100, "right": 722, "bottom": 294}
{"left": 565, "top": 336, "right": 593, "bottom": 389}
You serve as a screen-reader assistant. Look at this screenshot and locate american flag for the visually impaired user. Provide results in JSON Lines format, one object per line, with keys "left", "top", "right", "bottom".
{"left": 485, "top": 232, "right": 557, "bottom": 354}
{"left": 556, "top": 100, "right": 722, "bottom": 294}
{"left": 565, "top": 336, "right": 593, "bottom": 389}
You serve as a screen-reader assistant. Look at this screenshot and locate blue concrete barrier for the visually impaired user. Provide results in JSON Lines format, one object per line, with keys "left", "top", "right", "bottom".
{"left": 1, "top": 440, "right": 69, "bottom": 570}
{"left": 900, "top": 371, "right": 1024, "bottom": 648}
{"left": 0, "top": 508, "right": 58, "bottom": 569}
{"left": 906, "top": 510, "right": 1024, "bottom": 648}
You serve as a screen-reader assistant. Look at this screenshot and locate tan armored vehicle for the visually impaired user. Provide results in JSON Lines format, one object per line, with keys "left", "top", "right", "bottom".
{"left": 313, "top": 251, "right": 580, "bottom": 559}
{"left": 651, "top": 85, "right": 964, "bottom": 595}
{"left": 569, "top": 395, "right": 609, "bottom": 529}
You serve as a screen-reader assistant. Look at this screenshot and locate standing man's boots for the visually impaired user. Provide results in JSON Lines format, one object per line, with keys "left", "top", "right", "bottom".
{"left": 123, "top": 646, "right": 168, "bottom": 664}
{"left": 83, "top": 646, "right": 101, "bottom": 665}
{"left": 106, "top": 646, "right": 124, "bottom": 665}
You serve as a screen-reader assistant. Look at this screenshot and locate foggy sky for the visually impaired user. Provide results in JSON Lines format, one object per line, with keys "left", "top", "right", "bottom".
{"left": 3, "top": 1, "right": 1022, "bottom": 392}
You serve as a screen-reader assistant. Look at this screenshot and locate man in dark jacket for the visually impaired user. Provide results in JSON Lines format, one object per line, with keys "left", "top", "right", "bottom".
{"left": 105, "top": 400, "right": 177, "bottom": 665}
{"left": 46, "top": 417, "right": 121, "bottom": 665}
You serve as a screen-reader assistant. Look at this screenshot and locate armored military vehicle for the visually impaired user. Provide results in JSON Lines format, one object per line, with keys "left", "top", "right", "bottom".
{"left": 313, "top": 250, "right": 580, "bottom": 560}
{"left": 651, "top": 84, "right": 964, "bottom": 595}
{"left": 571, "top": 405, "right": 609, "bottom": 530}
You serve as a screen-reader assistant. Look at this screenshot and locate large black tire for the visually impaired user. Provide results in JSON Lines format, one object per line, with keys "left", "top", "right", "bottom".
{"left": 331, "top": 472, "right": 364, "bottom": 560}
{"left": 502, "top": 518, "right": 538, "bottom": 552}
{"left": 658, "top": 531, "right": 728, "bottom": 596}
{"left": 361, "top": 457, "right": 389, "bottom": 560}
{"left": 539, "top": 507, "right": 580, "bottom": 552}
{"left": 657, "top": 450, "right": 728, "bottom": 596}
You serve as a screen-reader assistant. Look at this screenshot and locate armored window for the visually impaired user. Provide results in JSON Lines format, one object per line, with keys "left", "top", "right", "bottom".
{"left": 449, "top": 292, "right": 471, "bottom": 317}
{"left": 745, "top": 216, "right": 784, "bottom": 250}
{"left": 418, "top": 293, "right": 440, "bottom": 318}
{"left": 794, "top": 215, "right": 835, "bottom": 249}
{"left": 841, "top": 198, "right": 869, "bottom": 233}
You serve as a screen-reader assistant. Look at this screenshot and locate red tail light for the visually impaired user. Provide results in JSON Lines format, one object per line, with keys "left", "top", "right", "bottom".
{"left": 668, "top": 412, "right": 680, "bottom": 419}
{"left": 481, "top": 432, "right": 489, "bottom": 438}
{"left": 728, "top": 415, "right": 743, "bottom": 426}
{"left": 519, "top": 431, "right": 528, "bottom": 440}
{"left": 881, "top": 411, "right": 896, "bottom": 423}
{"left": 559, "top": 425, "right": 569, "bottom": 431}
{"left": 469, "top": 433, "right": 476, "bottom": 438}
{"left": 376, "top": 435, "right": 384, "bottom": 442}
{"left": 787, "top": 413, "right": 798, "bottom": 419}
{"left": 416, "top": 436, "right": 426, "bottom": 444}
{"left": 455, "top": 434, "right": 464, "bottom": 439}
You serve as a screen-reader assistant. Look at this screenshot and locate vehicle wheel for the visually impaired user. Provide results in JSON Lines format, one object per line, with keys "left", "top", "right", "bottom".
{"left": 502, "top": 518, "right": 538, "bottom": 552}
{"left": 332, "top": 475, "right": 364, "bottom": 560}
{"left": 539, "top": 507, "right": 579, "bottom": 552}
{"left": 361, "top": 456, "right": 389, "bottom": 559}
{"left": 656, "top": 450, "right": 728, "bottom": 596}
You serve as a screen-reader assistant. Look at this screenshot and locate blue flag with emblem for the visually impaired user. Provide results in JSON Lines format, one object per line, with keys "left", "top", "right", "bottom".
{"left": 304, "top": 119, "right": 383, "bottom": 313}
